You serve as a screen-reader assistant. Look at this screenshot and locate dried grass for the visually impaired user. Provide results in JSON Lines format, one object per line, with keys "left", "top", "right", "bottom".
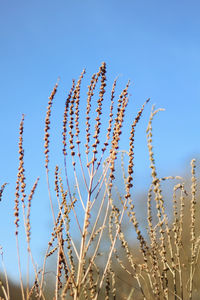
{"left": 0, "top": 63, "right": 199, "bottom": 299}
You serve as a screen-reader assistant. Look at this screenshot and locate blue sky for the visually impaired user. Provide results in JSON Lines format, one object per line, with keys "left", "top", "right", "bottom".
{"left": 0, "top": 0, "right": 200, "bottom": 282}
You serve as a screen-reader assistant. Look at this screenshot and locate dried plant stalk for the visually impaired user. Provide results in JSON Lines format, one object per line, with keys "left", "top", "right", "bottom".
{"left": 0, "top": 63, "right": 197, "bottom": 300}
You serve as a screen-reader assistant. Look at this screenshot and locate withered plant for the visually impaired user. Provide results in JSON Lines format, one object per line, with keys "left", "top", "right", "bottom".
{"left": 0, "top": 63, "right": 200, "bottom": 300}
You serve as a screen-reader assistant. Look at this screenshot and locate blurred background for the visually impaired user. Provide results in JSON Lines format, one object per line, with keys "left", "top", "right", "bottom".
{"left": 0, "top": 0, "right": 200, "bottom": 285}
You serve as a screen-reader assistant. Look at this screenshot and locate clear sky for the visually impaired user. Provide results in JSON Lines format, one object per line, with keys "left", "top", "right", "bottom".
{"left": 0, "top": 0, "right": 200, "bottom": 282}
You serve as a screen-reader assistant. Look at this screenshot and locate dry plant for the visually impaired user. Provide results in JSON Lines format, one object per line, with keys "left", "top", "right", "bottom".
{"left": 0, "top": 63, "right": 200, "bottom": 300}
